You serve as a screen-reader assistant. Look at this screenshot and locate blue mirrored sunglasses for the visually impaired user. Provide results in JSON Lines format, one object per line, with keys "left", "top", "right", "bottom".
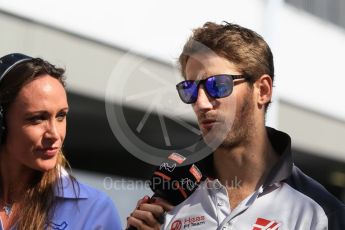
{"left": 176, "top": 74, "right": 249, "bottom": 104}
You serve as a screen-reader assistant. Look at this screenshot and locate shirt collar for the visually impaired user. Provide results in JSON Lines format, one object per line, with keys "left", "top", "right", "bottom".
{"left": 262, "top": 127, "right": 293, "bottom": 187}
{"left": 54, "top": 168, "right": 88, "bottom": 199}
{"left": 198, "top": 127, "right": 293, "bottom": 188}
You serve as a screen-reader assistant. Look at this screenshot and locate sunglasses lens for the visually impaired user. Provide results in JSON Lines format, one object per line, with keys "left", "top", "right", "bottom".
{"left": 176, "top": 75, "right": 236, "bottom": 104}
{"left": 205, "top": 75, "right": 233, "bottom": 98}
{"left": 177, "top": 81, "right": 198, "bottom": 104}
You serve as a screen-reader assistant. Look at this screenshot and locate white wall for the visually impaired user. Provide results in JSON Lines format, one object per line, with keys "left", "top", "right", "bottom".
{"left": 1, "top": 0, "right": 344, "bottom": 121}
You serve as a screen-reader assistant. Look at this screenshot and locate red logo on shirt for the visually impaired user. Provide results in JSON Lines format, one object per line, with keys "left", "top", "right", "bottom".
{"left": 252, "top": 218, "right": 280, "bottom": 230}
{"left": 170, "top": 220, "right": 182, "bottom": 230}
{"left": 170, "top": 216, "right": 206, "bottom": 229}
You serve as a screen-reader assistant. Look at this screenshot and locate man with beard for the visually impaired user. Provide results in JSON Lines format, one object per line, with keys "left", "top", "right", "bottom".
{"left": 127, "top": 22, "right": 345, "bottom": 230}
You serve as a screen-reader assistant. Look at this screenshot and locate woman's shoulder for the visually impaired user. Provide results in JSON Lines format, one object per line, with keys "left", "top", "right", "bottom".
{"left": 77, "top": 179, "right": 112, "bottom": 202}
{"left": 55, "top": 169, "right": 112, "bottom": 202}
{"left": 51, "top": 171, "right": 123, "bottom": 229}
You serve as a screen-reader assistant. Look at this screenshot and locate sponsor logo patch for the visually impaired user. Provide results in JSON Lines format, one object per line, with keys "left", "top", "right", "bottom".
{"left": 171, "top": 215, "right": 206, "bottom": 229}
{"left": 252, "top": 218, "right": 281, "bottom": 230}
{"left": 47, "top": 221, "right": 68, "bottom": 230}
{"left": 168, "top": 153, "right": 186, "bottom": 164}
{"left": 189, "top": 164, "right": 202, "bottom": 182}
{"left": 171, "top": 220, "right": 182, "bottom": 230}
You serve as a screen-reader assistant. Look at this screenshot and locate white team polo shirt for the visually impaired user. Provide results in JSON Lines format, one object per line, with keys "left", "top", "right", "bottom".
{"left": 162, "top": 128, "right": 345, "bottom": 230}
{"left": 163, "top": 178, "right": 328, "bottom": 229}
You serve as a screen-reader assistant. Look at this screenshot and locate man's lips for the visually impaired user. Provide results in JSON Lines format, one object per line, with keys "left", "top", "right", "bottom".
{"left": 200, "top": 119, "right": 217, "bottom": 129}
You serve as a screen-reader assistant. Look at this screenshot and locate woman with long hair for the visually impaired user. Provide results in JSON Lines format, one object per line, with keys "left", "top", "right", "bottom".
{"left": 0, "top": 53, "right": 122, "bottom": 230}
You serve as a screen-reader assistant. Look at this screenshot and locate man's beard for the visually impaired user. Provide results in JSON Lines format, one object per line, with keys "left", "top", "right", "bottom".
{"left": 200, "top": 88, "right": 255, "bottom": 150}
{"left": 220, "top": 90, "right": 255, "bottom": 148}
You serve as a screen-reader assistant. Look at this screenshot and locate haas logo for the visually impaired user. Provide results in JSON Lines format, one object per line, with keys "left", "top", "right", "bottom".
{"left": 160, "top": 162, "right": 176, "bottom": 172}
{"left": 170, "top": 220, "right": 182, "bottom": 230}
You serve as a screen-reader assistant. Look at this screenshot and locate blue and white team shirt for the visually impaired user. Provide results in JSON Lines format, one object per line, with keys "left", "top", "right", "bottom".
{"left": 162, "top": 128, "right": 345, "bottom": 230}
{"left": 1, "top": 169, "right": 122, "bottom": 230}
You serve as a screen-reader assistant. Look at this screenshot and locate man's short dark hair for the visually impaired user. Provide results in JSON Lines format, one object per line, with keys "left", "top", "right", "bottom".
{"left": 179, "top": 21, "right": 274, "bottom": 83}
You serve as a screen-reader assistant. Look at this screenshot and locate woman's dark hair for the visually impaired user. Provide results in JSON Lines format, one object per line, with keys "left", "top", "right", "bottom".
{"left": 0, "top": 58, "right": 65, "bottom": 114}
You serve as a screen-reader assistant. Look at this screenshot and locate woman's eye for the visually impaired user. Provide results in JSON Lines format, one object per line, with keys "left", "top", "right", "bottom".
{"left": 27, "top": 116, "right": 45, "bottom": 124}
{"left": 56, "top": 112, "right": 67, "bottom": 121}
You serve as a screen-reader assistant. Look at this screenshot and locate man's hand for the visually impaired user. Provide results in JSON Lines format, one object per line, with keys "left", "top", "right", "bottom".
{"left": 127, "top": 195, "right": 174, "bottom": 230}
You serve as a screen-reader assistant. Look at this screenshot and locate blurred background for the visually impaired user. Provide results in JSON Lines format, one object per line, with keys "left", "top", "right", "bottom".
{"left": 0, "top": 0, "right": 344, "bottom": 228}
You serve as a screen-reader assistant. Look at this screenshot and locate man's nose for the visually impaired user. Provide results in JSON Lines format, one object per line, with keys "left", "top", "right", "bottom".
{"left": 193, "top": 85, "right": 214, "bottom": 111}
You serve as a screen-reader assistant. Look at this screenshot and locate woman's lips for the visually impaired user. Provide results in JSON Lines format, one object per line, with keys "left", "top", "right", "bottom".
{"left": 38, "top": 147, "right": 59, "bottom": 157}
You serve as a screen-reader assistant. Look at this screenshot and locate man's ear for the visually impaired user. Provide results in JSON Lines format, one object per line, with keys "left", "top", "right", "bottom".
{"left": 254, "top": 74, "right": 273, "bottom": 109}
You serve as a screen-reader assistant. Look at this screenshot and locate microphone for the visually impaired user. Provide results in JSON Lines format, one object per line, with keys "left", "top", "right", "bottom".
{"left": 127, "top": 152, "right": 204, "bottom": 230}
{"left": 149, "top": 152, "right": 204, "bottom": 205}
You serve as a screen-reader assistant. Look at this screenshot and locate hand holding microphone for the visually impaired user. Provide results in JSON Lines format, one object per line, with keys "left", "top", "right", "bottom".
{"left": 127, "top": 152, "right": 204, "bottom": 230}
